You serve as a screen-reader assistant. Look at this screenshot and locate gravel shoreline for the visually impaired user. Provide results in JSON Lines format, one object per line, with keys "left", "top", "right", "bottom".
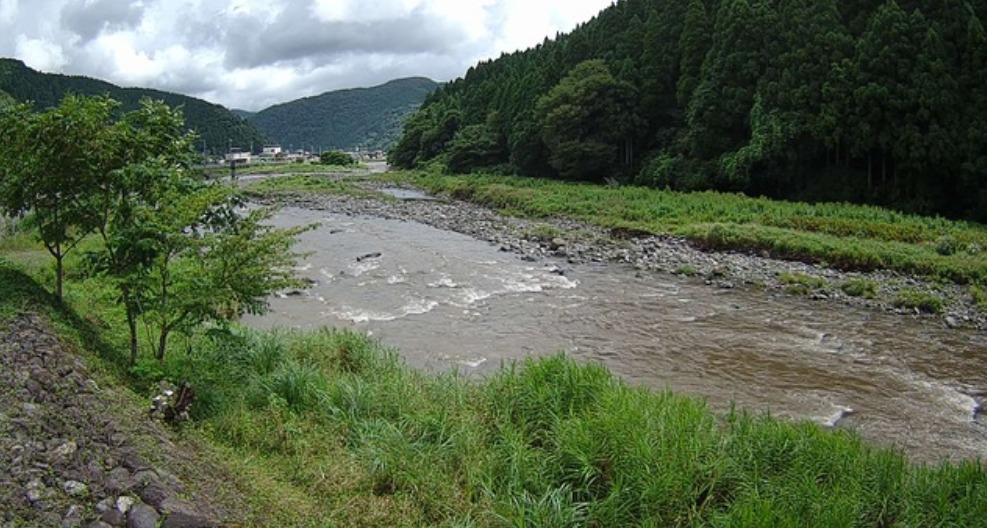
{"left": 251, "top": 177, "right": 986, "bottom": 332}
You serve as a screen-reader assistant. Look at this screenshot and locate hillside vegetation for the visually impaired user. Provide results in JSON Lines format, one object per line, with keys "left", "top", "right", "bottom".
{"left": 246, "top": 77, "right": 439, "bottom": 152}
{"left": 0, "top": 58, "right": 266, "bottom": 154}
{"left": 391, "top": 0, "right": 987, "bottom": 222}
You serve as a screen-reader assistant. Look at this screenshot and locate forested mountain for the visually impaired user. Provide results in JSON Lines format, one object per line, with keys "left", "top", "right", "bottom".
{"left": 391, "top": 0, "right": 987, "bottom": 221}
{"left": 0, "top": 58, "right": 266, "bottom": 155}
{"left": 246, "top": 77, "right": 439, "bottom": 152}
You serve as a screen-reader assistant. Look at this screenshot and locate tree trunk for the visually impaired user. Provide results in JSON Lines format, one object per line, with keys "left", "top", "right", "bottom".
{"left": 123, "top": 289, "right": 139, "bottom": 365}
{"left": 127, "top": 309, "right": 138, "bottom": 365}
{"left": 156, "top": 326, "right": 170, "bottom": 361}
{"left": 55, "top": 255, "right": 64, "bottom": 301}
{"left": 881, "top": 152, "right": 887, "bottom": 186}
{"left": 867, "top": 152, "right": 873, "bottom": 190}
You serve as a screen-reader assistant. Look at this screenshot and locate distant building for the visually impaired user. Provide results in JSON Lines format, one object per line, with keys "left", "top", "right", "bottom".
{"left": 225, "top": 148, "right": 251, "bottom": 165}
{"left": 261, "top": 145, "right": 282, "bottom": 157}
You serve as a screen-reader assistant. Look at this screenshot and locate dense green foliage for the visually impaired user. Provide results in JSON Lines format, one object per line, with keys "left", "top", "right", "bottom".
{"left": 245, "top": 77, "right": 439, "bottom": 152}
{"left": 0, "top": 95, "right": 305, "bottom": 363}
{"left": 320, "top": 150, "right": 357, "bottom": 167}
{"left": 0, "top": 58, "right": 267, "bottom": 154}
{"left": 391, "top": 0, "right": 987, "bottom": 221}
{"left": 387, "top": 172, "right": 987, "bottom": 284}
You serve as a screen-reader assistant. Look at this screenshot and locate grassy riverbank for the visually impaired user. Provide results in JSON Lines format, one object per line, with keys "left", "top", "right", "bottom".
{"left": 2, "top": 227, "right": 986, "bottom": 526}
{"left": 379, "top": 172, "right": 987, "bottom": 285}
{"left": 199, "top": 161, "right": 363, "bottom": 179}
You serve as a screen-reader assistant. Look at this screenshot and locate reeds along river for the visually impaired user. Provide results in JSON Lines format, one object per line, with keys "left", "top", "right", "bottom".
{"left": 243, "top": 206, "right": 987, "bottom": 464}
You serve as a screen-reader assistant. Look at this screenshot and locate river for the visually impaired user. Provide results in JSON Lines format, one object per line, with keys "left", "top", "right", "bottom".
{"left": 243, "top": 203, "right": 987, "bottom": 463}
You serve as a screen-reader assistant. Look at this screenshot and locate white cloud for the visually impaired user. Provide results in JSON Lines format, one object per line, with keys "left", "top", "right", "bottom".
{"left": 15, "top": 35, "right": 68, "bottom": 71}
{"left": 0, "top": 0, "right": 614, "bottom": 110}
{"left": 0, "top": 0, "right": 18, "bottom": 25}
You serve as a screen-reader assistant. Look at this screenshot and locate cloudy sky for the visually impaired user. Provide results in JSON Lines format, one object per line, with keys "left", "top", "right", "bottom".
{"left": 0, "top": 0, "right": 614, "bottom": 111}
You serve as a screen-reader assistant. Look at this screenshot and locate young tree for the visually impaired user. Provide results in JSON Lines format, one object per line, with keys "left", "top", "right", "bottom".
{"left": 111, "top": 161, "right": 307, "bottom": 361}
{"left": 88, "top": 98, "right": 309, "bottom": 364}
{"left": 0, "top": 95, "right": 120, "bottom": 300}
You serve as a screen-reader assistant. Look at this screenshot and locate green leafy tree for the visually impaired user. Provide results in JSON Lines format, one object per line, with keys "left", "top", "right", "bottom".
{"left": 685, "top": 0, "right": 766, "bottom": 175}
{"left": 0, "top": 95, "right": 120, "bottom": 300}
{"left": 69, "top": 98, "right": 310, "bottom": 364}
{"left": 320, "top": 150, "right": 356, "bottom": 166}
{"left": 849, "top": 1, "right": 929, "bottom": 192}
{"left": 676, "top": 0, "right": 711, "bottom": 108}
{"left": 536, "top": 60, "right": 640, "bottom": 181}
{"left": 115, "top": 163, "right": 306, "bottom": 361}
{"left": 390, "top": 0, "right": 987, "bottom": 219}
{"left": 447, "top": 121, "right": 507, "bottom": 174}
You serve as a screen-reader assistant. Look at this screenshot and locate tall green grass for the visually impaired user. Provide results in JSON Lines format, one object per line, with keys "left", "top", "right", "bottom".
{"left": 151, "top": 328, "right": 987, "bottom": 526}
{"left": 199, "top": 162, "right": 360, "bottom": 179}
{"left": 384, "top": 172, "right": 987, "bottom": 284}
{"left": 243, "top": 174, "right": 384, "bottom": 199}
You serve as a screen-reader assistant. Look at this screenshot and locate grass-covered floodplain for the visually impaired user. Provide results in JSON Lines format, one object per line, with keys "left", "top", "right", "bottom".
{"left": 380, "top": 172, "right": 987, "bottom": 285}
{"left": 241, "top": 173, "right": 387, "bottom": 200}
{"left": 199, "top": 161, "right": 362, "bottom": 179}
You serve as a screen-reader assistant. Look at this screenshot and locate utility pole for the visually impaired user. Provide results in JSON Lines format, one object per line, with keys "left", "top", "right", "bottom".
{"left": 228, "top": 138, "right": 236, "bottom": 181}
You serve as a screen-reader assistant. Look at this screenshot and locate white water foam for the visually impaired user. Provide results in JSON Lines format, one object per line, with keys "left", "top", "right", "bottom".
{"left": 454, "top": 288, "right": 492, "bottom": 307}
{"left": 912, "top": 378, "right": 981, "bottom": 423}
{"left": 457, "top": 357, "right": 488, "bottom": 368}
{"left": 429, "top": 275, "right": 459, "bottom": 289}
{"left": 349, "top": 260, "right": 380, "bottom": 277}
{"left": 326, "top": 298, "right": 439, "bottom": 323}
{"left": 821, "top": 406, "right": 856, "bottom": 427}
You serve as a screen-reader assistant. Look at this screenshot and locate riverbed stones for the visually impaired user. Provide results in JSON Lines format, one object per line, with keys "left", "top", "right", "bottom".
{"left": 127, "top": 503, "right": 159, "bottom": 528}
{"left": 63, "top": 480, "right": 89, "bottom": 497}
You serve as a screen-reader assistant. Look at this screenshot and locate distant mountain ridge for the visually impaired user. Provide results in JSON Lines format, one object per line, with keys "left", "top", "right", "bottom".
{"left": 245, "top": 77, "right": 439, "bottom": 152}
{"left": 0, "top": 58, "right": 266, "bottom": 155}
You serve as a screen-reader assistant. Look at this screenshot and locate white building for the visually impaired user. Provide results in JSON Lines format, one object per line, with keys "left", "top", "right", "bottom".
{"left": 225, "top": 148, "right": 251, "bottom": 165}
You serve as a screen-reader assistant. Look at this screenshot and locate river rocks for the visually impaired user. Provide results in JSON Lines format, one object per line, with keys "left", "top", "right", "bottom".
{"left": 255, "top": 180, "right": 985, "bottom": 330}
{"left": 0, "top": 314, "right": 240, "bottom": 526}
{"left": 127, "top": 503, "right": 160, "bottom": 528}
{"left": 63, "top": 480, "right": 89, "bottom": 497}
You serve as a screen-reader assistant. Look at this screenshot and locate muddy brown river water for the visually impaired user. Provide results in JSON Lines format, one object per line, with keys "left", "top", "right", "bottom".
{"left": 243, "top": 205, "right": 987, "bottom": 463}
